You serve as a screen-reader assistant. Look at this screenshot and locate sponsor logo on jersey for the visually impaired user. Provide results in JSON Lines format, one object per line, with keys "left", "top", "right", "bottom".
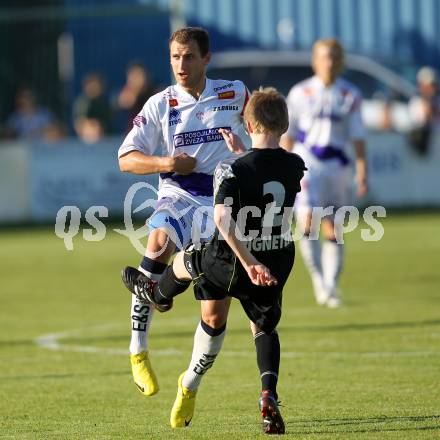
{"left": 169, "top": 107, "right": 182, "bottom": 126}
{"left": 169, "top": 98, "right": 179, "bottom": 107}
{"left": 218, "top": 90, "right": 235, "bottom": 99}
{"left": 214, "top": 83, "right": 234, "bottom": 92}
{"left": 173, "top": 126, "right": 231, "bottom": 147}
{"left": 133, "top": 115, "right": 147, "bottom": 127}
{"left": 212, "top": 105, "right": 239, "bottom": 112}
{"left": 196, "top": 111, "right": 205, "bottom": 120}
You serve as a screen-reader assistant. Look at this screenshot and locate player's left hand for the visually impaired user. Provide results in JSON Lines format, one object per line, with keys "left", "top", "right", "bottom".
{"left": 219, "top": 128, "right": 246, "bottom": 154}
{"left": 246, "top": 264, "right": 278, "bottom": 286}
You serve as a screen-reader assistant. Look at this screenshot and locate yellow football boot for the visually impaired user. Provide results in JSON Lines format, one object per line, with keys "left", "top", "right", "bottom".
{"left": 170, "top": 372, "right": 197, "bottom": 428}
{"left": 130, "top": 351, "right": 159, "bottom": 396}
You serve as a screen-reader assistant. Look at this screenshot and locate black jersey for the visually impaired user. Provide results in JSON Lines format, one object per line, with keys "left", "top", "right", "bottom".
{"left": 202, "top": 147, "right": 306, "bottom": 294}
{"left": 183, "top": 147, "right": 306, "bottom": 332}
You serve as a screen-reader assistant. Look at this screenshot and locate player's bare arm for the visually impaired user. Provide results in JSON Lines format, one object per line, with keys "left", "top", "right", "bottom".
{"left": 214, "top": 203, "right": 277, "bottom": 286}
{"left": 353, "top": 139, "right": 368, "bottom": 197}
{"left": 119, "top": 151, "right": 196, "bottom": 175}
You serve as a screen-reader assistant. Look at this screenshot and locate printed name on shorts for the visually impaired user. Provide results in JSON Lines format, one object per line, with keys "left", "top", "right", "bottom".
{"left": 173, "top": 126, "right": 231, "bottom": 148}
{"left": 218, "top": 91, "right": 235, "bottom": 99}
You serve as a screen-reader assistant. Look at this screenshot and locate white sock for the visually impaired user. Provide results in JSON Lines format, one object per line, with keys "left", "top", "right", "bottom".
{"left": 182, "top": 321, "right": 226, "bottom": 391}
{"left": 321, "top": 240, "right": 344, "bottom": 293}
{"left": 299, "top": 236, "right": 325, "bottom": 295}
{"left": 128, "top": 266, "right": 162, "bottom": 355}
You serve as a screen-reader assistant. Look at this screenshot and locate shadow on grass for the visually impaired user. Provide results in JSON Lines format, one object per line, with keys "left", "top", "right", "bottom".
{"left": 2, "top": 318, "right": 440, "bottom": 349}
{"left": 286, "top": 414, "right": 440, "bottom": 434}
{"left": 60, "top": 326, "right": 256, "bottom": 343}
{"left": 279, "top": 318, "right": 440, "bottom": 333}
{"left": 0, "top": 370, "right": 128, "bottom": 381}
{"left": 0, "top": 328, "right": 254, "bottom": 348}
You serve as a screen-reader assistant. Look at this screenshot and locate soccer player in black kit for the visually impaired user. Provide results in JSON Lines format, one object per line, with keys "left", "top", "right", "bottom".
{"left": 122, "top": 87, "right": 306, "bottom": 434}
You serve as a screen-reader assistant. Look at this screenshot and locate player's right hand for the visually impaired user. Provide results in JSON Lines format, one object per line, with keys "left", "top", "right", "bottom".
{"left": 246, "top": 264, "right": 278, "bottom": 287}
{"left": 356, "top": 176, "right": 368, "bottom": 198}
{"left": 172, "top": 153, "right": 197, "bottom": 175}
{"left": 219, "top": 128, "right": 246, "bottom": 154}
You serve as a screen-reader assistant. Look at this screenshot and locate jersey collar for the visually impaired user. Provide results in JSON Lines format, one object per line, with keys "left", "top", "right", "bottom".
{"left": 312, "top": 75, "right": 341, "bottom": 89}
{"left": 175, "top": 77, "right": 213, "bottom": 101}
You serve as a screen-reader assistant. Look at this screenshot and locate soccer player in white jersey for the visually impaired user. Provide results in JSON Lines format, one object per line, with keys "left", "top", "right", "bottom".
{"left": 281, "top": 38, "right": 368, "bottom": 308}
{"left": 122, "top": 88, "right": 306, "bottom": 433}
{"left": 118, "top": 27, "right": 248, "bottom": 396}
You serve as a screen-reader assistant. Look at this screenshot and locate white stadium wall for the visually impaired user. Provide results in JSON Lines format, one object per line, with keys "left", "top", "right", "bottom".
{"left": 366, "top": 130, "right": 440, "bottom": 208}
{"left": 0, "top": 132, "right": 439, "bottom": 225}
{"left": 0, "top": 143, "right": 30, "bottom": 222}
{"left": 0, "top": 138, "right": 158, "bottom": 224}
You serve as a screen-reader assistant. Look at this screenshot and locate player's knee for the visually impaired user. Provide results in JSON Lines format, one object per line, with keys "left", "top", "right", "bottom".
{"left": 321, "top": 219, "right": 337, "bottom": 241}
{"left": 147, "top": 228, "right": 176, "bottom": 255}
{"left": 202, "top": 313, "right": 227, "bottom": 329}
{"left": 149, "top": 227, "right": 170, "bottom": 245}
{"left": 250, "top": 321, "right": 260, "bottom": 335}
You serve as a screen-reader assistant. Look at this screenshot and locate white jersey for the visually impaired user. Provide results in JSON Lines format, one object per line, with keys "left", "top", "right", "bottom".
{"left": 118, "top": 78, "right": 248, "bottom": 205}
{"left": 286, "top": 75, "right": 364, "bottom": 168}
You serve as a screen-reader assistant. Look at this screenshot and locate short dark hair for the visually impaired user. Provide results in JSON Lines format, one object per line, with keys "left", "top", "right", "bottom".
{"left": 169, "top": 27, "right": 210, "bottom": 57}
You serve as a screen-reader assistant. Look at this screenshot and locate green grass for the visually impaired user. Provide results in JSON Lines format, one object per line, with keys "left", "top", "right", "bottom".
{"left": 1, "top": 212, "right": 439, "bottom": 439}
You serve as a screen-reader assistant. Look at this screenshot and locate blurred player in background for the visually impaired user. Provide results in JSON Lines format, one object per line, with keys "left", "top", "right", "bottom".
{"left": 123, "top": 88, "right": 306, "bottom": 434}
{"left": 118, "top": 27, "right": 248, "bottom": 397}
{"left": 281, "top": 38, "right": 368, "bottom": 308}
{"left": 408, "top": 66, "right": 440, "bottom": 155}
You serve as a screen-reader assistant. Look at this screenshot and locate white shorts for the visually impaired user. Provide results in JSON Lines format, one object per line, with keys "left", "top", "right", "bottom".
{"left": 148, "top": 196, "right": 215, "bottom": 250}
{"left": 293, "top": 143, "right": 353, "bottom": 213}
{"left": 296, "top": 164, "right": 353, "bottom": 210}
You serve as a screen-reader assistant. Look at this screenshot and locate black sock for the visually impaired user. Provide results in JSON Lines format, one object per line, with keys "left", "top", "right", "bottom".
{"left": 254, "top": 330, "right": 280, "bottom": 399}
{"left": 140, "top": 256, "right": 167, "bottom": 274}
{"left": 154, "top": 265, "right": 191, "bottom": 304}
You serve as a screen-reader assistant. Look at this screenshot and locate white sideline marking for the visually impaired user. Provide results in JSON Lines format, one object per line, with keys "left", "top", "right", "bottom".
{"left": 34, "top": 325, "right": 439, "bottom": 359}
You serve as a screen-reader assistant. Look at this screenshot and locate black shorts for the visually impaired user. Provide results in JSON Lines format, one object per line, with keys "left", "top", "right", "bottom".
{"left": 183, "top": 242, "right": 295, "bottom": 333}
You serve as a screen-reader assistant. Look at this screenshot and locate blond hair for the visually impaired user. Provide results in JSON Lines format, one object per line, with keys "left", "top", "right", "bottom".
{"left": 312, "top": 38, "right": 345, "bottom": 73}
{"left": 244, "top": 87, "right": 288, "bottom": 136}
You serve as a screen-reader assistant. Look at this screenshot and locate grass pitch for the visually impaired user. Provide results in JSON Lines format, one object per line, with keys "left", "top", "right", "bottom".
{"left": 1, "top": 212, "right": 439, "bottom": 439}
